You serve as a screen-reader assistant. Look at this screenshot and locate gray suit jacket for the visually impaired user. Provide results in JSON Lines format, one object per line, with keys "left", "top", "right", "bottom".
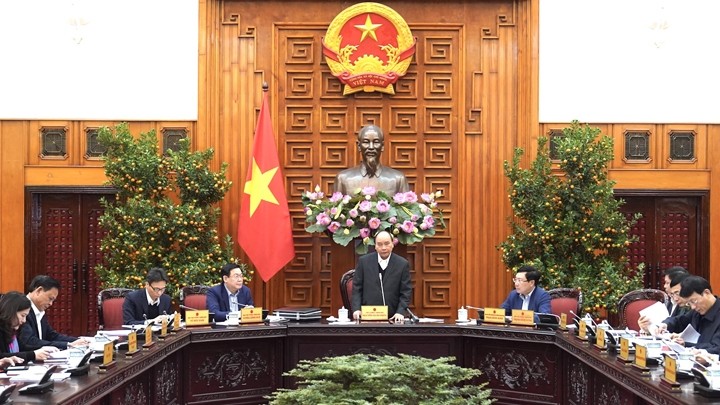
{"left": 351, "top": 252, "right": 412, "bottom": 316}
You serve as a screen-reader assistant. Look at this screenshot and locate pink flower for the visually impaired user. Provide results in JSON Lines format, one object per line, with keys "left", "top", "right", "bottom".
{"left": 349, "top": 209, "right": 358, "bottom": 218}
{"left": 421, "top": 193, "right": 434, "bottom": 203}
{"left": 359, "top": 200, "right": 372, "bottom": 212}
{"left": 359, "top": 228, "right": 371, "bottom": 238}
{"left": 368, "top": 217, "right": 381, "bottom": 230}
{"left": 411, "top": 214, "right": 419, "bottom": 221}
{"left": 393, "top": 193, "right": 406, "bottom": 204}
{"left": 388, "top": 216, "right": 397, "bottom": 224}
{"left": 316, "top": 213, "right": 331, "bottom": 226}
{"left": 376, "top": 200, "right": 390, "bottom": 213}
{"left": 328, "top": 221, "right": 341, "bottom": 233}
{"left": 330, "top": 207, "right": 338, "bottom": 216}
{"left": 404, "top": 191, "right": 418, "bottom": 203}
{"left": 401, "top": 220, "right": 415, "bottom": 233}
{"left": 423, "top": 215, "right": 434, "bottom": 229}
{"left": 361, "top": 186, "right": 377, "bottom": 196}
{"left": 329, "top": 192, "right": 344, "bottom": 203}
{"left": 345, "top": 219, "right": 354, "bottom": 227}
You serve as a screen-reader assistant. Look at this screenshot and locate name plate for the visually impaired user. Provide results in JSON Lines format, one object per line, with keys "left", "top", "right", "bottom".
{"left": 127, "top": 331, "right": 138, "bottom": 353}
{"left": 241, "top": 307, "right": 264, "bottom": 323}
{"left": 483, "top": 307, "right": 506, "bottom": 324}
{"left": 103, "top": 341, "right": 114, "bottom": 365}
{"left": 664, "top": 354, "right": 677, "bottom": 383}
{"left": 160, "top": 317, "right": 168, "bottom": 336}
{"left": 618, "top": 336, "right": 631, "bottom": 361}
{"left": 173, "top": 312, "right": 181, "bottom": 330}
{"left": 635, "top": 344, "right": 647, "bottom": 369}
{"left": 361, "top": 305, "right": 388, "bottom": 320}
{"left": 594, "top": 327, "right": 606, "bottom": 350}
{"left": 578, "top": 320, "right": 587, "bottom": 340}
{"left": 511, "top": 309, "right": 534, "bottom": 326}
{"left": 145, "top": 323, "right": 153, "bottom": 342}
{"left": 186, "top": 310, "right": 210, "bottom": 326}
{"left": 559, "top": 313, "right": 567, "bottom": 330}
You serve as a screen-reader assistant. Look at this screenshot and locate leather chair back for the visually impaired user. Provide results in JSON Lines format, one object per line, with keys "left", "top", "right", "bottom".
{"left": 617, "top": 289, "right": 667, "bottom": 330}
{"left": 97, "top": 288, "right": 133, "bottom": 330}
{"left": 339, "top": 269, "right": 355, "bottom": 311}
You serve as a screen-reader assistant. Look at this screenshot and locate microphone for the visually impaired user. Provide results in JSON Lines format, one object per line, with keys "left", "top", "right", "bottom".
{"left": 180, "top": 304, "right": 197, "bottom": 311}
{"left": 406, "top": 308, "right": 420, "bottom": 323}
{"left": 379, "top": 273, "right": 386, "bottom": 306}
{"left": 568, "top": 310, "right": 582, "bottom": 321}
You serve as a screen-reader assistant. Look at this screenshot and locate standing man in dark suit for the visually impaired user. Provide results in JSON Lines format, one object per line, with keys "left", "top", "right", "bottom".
{"left": 206, "top": 263, "right": 254, "bottom": 322}
{"left": 122, "top": 268, "right": 172, "bottom": 325}
{"left": 500, "top": 265, "right": 552, "bottom": 315}
{"left": 20, "top": 275, "right": 89, "bottom": 350}
{"left": 352, "top": 230, "right": 412, "bottom": 323}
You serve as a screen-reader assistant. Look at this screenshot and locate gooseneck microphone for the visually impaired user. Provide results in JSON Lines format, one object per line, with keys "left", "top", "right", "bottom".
{"left": 379, "top": 273, "right": 386, "bottom": 306}
{"left": 180, "top": 304, "right": 198, "bottom": 311}
{"left": 406, "top": 308, "right": 420, "bottom": 323}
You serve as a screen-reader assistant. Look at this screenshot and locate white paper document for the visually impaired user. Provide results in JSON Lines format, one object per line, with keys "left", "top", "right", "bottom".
{"left": 638, "top": 301, "right": 670, "bottom": 326}
{"left": 679, "top": 323, "right": 700, "bottom": 344}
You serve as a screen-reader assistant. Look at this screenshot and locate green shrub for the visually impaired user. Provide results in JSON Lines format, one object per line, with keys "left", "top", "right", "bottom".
{"left": 268, "top": 354, "right": 494, "bottom": 405}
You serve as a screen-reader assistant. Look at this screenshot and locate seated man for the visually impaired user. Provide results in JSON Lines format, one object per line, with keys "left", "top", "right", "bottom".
{"left": 638, "top": 272, "right": 689, "bottom": 333}
{"left": 663, "top": 266, "right": 690, "bottom": 316}
{"left": 500, "top": 265, "right": 552, "bottom": 315}
{"left": 352, "top": 230, "right": 412, "bottom": 323}
{"left": 122, "top": 268, "right": 172, "bottom": 325}
{"left": 20, "top": 275, "right": 89, "bottom": 350}
{"left": 206, "top": 263, "right": 254, "bottom": 322}
{"left": 655, "top": 276, "right": 720, "bottom": 354}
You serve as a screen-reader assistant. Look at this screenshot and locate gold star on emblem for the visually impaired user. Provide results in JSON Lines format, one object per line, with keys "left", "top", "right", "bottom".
{"left": 244, "top": 158, "right": 279, "bottom": 216}
{"left": 354, "top": 14, "right": 382, "bottom": 42}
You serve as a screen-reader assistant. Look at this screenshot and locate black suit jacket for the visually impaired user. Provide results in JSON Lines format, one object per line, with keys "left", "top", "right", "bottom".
{"left": 665, "top": 297, "right": 720, "bottom": 354}
{"left": 19, "top": 308, "right": 77, "bottom": 350}
{"left": 0, "top": 327, "right": 37, "bottom": 362}
{"left": 351, "top": 252, "right": 412, "bottom": 316}
{"left": 122, "top": 289, "right": 172, "bottom": 325}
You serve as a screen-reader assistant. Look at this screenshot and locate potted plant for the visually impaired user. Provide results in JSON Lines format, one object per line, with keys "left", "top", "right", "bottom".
{"left": 267, "top": 353, "right": 494, "bottom": 404}
{"left": 498, "top": 121, "right": 644, "bottom": 316}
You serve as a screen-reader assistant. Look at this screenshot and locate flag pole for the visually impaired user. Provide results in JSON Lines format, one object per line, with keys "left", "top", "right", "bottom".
{"left": 261, "top": 80, "right": 268, "bottom": 310}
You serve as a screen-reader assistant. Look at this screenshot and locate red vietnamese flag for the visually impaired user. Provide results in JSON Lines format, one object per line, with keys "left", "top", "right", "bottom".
{"left": 238, "top": 90, "right": 295, "bottom": 282}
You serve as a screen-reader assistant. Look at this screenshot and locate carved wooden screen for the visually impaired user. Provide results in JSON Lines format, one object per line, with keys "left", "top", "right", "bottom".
{"left": 277, "top": 25, "right": 458, "bottom": 316}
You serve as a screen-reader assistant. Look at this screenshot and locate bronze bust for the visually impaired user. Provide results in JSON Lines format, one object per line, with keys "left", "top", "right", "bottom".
{"left": 334, "top": 125, "right": 410, "bottom": 196}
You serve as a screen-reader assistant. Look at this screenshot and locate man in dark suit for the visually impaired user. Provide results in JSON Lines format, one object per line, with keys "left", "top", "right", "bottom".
{"left": 122, "top": 268, "right": 172, "bottom": 325}
{"left": 20, "top": 275, "right": 88, "bottom": 350}
{"left": 663, "top": 266, "right": 689, "bottom": 315}
{"left": 639, "top": 272, "right": 690, "bottom": 333}
{"left": 352, "top": 230, "right": 412, "bottom": 323}
{"left": 500, "top": 265, "right": 552, "bottom": 315}
{"left": 206, "top": 263, "right": 254, "bottom": 322}
{"left": 656, "top": 276, "right": 720, "bottom": 354}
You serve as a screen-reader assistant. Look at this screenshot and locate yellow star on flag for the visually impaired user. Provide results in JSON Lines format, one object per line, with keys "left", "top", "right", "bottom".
{"left": 244, "top": 158, "right": 279, "bottom": 216}
{"left": 354, "top": 14, "right": 382, "bottom": 42}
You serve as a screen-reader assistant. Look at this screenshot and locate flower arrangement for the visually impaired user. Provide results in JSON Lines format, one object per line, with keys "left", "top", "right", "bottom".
{"left": 302, "top": 186, "right": 445, "bottom": 254}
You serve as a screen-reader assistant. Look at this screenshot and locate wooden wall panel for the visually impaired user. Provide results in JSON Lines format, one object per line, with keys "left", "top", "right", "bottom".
{"left": 203, "top": 0, "right": 530, "bottom": 317}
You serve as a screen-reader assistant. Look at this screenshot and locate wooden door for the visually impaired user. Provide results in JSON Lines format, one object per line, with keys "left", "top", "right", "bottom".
{"left": 26, "top": 190, "right": 114, "bottom": 336}
{"left": 619, "top": 195, "right": 707, "bottom": 289}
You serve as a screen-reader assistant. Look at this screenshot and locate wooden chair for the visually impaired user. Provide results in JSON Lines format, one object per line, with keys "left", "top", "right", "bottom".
{"left": 97, "top": 288, "right": 133, "bottom": 330}
{"left": 180, "top": 285, "right": 211, "bottom": 311}
{"left": 548, "top": 287, "right": 581, "bottom": 319}
{"left": 617, "top": 289, "right": 667, "bottom": 330}
{"left": 339, "top": 269, "right": 355, "bottom": 312}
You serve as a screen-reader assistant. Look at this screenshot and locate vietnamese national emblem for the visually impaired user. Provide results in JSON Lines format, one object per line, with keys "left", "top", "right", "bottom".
{"left": 323, "top": 2, "right": 416, "bottom": 95}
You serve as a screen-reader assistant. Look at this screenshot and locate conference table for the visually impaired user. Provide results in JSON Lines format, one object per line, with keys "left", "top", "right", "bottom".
{"left": 4, "top": 321, "right": 719, "bottom": 404}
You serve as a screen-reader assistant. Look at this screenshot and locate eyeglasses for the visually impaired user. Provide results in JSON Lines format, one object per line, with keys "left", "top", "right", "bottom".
{"left": 669, "top": 290, "right": 681, "bottom": 297}
{"left": 227, "top": 274, "right": 244, "bottom": 280}
{"left": 150, "top": 286, "right": 167, "bottom": 293}
{"left": 688, "top": 297, "right": 701, "bottom": 306}
{"left": 512, "top": 278, "right": 528, "bottom": 283}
